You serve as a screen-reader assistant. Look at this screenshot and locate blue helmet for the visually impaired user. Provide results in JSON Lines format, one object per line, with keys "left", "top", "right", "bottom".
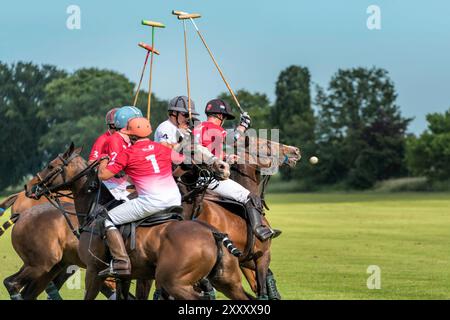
{"left": 114, "top": 106, "right": 143, "bottom": 129}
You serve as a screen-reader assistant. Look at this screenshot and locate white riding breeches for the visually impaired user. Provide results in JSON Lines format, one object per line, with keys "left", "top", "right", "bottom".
{"left": 107, "top": 195, "right": 181, "bottom": 226}
{"left": 208, "top": 178, "right": 250, "bottom": 204}
{"left": 108, "top": 187, "right": 131, "bottom": 202}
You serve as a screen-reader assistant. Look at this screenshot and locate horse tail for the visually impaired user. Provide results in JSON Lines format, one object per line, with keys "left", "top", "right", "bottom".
{"left": 220, "top": 235, "right": 242, "bottom": 257}
{"left": 0, "top": 193, "right": 19, "bottom": 217}
{"left": 193, "top": 219, "right": 242, "bottom": 257}
{"left": 0, "top": 214, "right": 19, "bottom": 237}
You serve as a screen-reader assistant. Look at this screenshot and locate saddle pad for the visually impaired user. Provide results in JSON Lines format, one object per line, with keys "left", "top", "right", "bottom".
{"left": 119, "top": 206, "right": 184, "bottom": 250}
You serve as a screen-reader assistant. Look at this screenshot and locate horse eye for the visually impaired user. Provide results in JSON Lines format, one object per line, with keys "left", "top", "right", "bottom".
{"left": 47, "top": 164, "right": 54, "bottom": 170}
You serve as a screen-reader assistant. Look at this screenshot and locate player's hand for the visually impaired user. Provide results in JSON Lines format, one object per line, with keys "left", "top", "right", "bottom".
{"left": 226, "top": 154, "right": 239, "bottom": 164}
{"left": 239, "top": 112, "right": 251, "bottom": 130}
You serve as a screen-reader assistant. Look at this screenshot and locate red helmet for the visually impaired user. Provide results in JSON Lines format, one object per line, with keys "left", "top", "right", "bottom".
{"left": 105, "top": 108, "right": 119, "bottom": 125}
{"left": 121, "top": 117, "right": 152, "bottom": 138}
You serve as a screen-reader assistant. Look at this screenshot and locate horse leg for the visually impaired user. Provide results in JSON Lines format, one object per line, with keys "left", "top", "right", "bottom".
{"left": 44, "top": 267, "right": 73, "bottom": 300}
{"left": 255, "top": 251, "right": 271, "bottom": 300}
{"left": 156, "top": 268, "right": 201, "bottom": 300}
{"left": 3, "top": 266, "right": 25, "bottom": 300}
{"left": 198, "top": 278, "right": 216, "bottom": 300}
{"left": 114, "top": 278, "right": 132, "bottom": 300}
{"left": 241, "top": 267, "right": 258, "bottom": 294}
{"left": 210, "top": 255, "right": 252, "bottom": 300}
{"left": 266, "top": 268, "right": 281, "bottom": 300}
{"left": 136, "top": 279, "right": 152, "bottom": 300}
{"left": 84, "top": 267, "right": 103, "bottom": 300}
{"left": 162, "top": 283, "right": 201, "bottom": 300}
{"left": 21, "top": 265, "right": 63, "bottom": 300}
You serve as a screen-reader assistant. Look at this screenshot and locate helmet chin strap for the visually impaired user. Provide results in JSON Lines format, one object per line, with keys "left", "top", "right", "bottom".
{"left": 210, "top": 114, "right": 225, "bottom": 126}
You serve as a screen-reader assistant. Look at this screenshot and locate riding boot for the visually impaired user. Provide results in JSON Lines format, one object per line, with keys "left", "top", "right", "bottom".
{"left": 98, "top": 228, "right": 131, "bottom": 278}
{"left": 245, "top": 195, "right": 274, "bottom": 241}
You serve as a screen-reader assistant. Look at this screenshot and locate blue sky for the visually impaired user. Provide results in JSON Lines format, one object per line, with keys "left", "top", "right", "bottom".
{"left": 1, "top": 0, "right": 449, "bottom": 133}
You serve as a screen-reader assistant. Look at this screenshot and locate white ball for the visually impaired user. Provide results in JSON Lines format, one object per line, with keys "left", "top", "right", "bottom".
{"left": 309, "top": 156, "right": 319, "bottom": 165}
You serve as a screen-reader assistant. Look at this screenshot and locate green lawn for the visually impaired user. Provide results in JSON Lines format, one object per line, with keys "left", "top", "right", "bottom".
{"left": 1, "top": 192, "right": 449, "bottom": 299}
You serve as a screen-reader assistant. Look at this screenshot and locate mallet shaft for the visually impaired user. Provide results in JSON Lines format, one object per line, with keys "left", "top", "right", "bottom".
{"left": 147, "top": 28, "right": 155, "bottom": 121}
{"left": 133, "top": 51, "right": 150, "bottom": 107}
{"left": 195, "top": 30, "right": 244, "bottom": 113}
{"left": 183, "top": 20, "right": 192, "bottom": 122}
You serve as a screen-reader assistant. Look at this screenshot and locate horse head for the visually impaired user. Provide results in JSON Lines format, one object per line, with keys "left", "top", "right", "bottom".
{"left": 242, "top": 136, "right": 301, "bottom": 169}
{"left": 25, "top": 142, "right": 85, "bottom": 200}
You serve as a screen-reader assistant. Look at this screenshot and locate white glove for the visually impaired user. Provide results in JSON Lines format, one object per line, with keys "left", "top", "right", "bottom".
{"left": 239, "top": 112, "right": 251, "bottom": 130}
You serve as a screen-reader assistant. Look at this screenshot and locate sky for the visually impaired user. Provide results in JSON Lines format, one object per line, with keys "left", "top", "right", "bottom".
{"left": 1, "top": 0, "right": 449, "bottom": 134}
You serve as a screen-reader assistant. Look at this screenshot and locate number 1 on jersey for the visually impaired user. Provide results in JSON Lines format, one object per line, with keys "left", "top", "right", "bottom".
{"left": 145, "top": 154, "right": 160, "bottom": 173}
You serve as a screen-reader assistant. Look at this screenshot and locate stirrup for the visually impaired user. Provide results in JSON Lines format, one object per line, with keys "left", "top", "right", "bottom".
{"left": 98, "top": 261, "right": 131, "bottom": 278}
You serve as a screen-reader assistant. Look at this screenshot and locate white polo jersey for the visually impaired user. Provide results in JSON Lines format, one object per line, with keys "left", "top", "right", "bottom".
{"left": 154, "top": 120, "right": 180, "bottom": 145}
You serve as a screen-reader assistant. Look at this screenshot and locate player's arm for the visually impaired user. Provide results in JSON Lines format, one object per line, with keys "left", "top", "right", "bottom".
{"left": 88, "top": 136, "right": 104, "bottom": 164}
{"left": 98, "top": 153, "right": 128, "bottom": 181}
{"left": 98, "top": 160, "right": 115, "bottom": 180}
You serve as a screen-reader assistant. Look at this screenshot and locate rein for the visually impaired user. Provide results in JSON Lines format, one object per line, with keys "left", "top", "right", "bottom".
{"left": 35, "top": 156, "right": 101, "bottom": 239}
{"left": 43, "top": 193, "right": 82, "bottom": 239}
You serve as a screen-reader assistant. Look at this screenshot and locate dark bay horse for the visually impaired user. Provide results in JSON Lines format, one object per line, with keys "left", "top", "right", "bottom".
{"left": 184, "top": 137, "right": 300, "bottom": 299}
{"left": 25, "top": 144, "right": 252, "bottom": 300}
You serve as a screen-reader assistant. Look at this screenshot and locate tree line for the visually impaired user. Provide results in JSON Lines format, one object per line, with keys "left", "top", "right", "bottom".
{"left": 0, "top": 61, "right": 449, "bottom": 192}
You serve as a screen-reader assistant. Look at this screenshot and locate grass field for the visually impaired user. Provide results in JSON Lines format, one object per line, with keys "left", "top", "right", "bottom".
{"left": 0, "top": 192, "right": 449, "bottom": 300}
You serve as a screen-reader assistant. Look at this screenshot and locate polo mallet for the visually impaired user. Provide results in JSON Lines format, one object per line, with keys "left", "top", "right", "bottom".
{"left": 173, "top": 10, "right": 245, "bottom": 114}
{"left": 172, "top": 11, "right": 201, "bottom": 125}
{"left": 133, "top": 42, "right": 160, "bottom": 107}
{"left": 141, "top": 20, "right": 165, "bottom": 120}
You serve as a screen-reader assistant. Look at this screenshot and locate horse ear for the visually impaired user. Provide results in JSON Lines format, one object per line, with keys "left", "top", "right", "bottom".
{"left": 74, "top": 146, "right": 83, "bottom": 155}
{"left": 63, "top": 142, "right": 75, "bottom": 158}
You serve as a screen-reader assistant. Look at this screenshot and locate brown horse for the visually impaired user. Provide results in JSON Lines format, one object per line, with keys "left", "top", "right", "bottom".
{"left": 1, "top": 190, "right": 122, "bottom": 300}
{"left": 184, "top": 137, "right": 300, "bottom": 299}
{"left": 0, "top": 191, "right": 72, "bottom": 237}
{"left": 25, "top": 144, "right": 252, "bottom": 300}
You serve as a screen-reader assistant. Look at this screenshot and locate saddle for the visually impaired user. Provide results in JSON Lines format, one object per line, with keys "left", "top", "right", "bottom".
{"left": 202, "top": 190, "right": 248, "bottom": 220}
{"left": 118, "top": 206, "right": 184, "bottom": 250}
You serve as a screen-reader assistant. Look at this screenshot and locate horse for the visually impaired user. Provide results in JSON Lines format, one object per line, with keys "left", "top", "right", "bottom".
{"left": 182, "top": 136, "right": 300, "bottom": 299}
{"left": 2, "top": 190, "right": 119, "bottom": 300}
{"left": 25, "top": 143, "right": 252, "bottom": 300}
{"left": 0, "top": 191, "right": 71, "bottom": 236}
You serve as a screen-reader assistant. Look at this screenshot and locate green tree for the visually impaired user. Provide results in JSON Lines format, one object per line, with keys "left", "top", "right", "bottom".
{"left": 38, "top": 68, "right": 167, "bottom": 159}
{"left": 271, "top": 66, "right": 316, "bottom": 180}
{"left": 406, "top": 108, "right": 450, "bottom": 181}
{"left": 0, "top": 62, "right": 66, "bottom": 190}
{"left": 218, "top": 89, "right": 271, "bottom": 130}
{"left": 315, "top": 67, "right": 411, "bottom": 189}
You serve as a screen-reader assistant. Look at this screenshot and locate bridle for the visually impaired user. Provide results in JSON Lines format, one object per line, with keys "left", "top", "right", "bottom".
{"left": 32, "top": 153, "right": 100, "bottom": 238}
{"left": 34, "top": 153, "right": 98, "bottom": 197}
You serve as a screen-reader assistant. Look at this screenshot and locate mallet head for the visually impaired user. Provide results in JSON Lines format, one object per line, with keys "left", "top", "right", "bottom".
{"left": 138, "top": 42, "right": 160, "bottom": 55}
{"left": 141, "top": 20, "right": 166, "bottom": 28}
{"left": 178, "top": 13, "right": 201, "bottom": 20}
{"left": 172, "top": 10, "right": 189, "bottom": 16}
